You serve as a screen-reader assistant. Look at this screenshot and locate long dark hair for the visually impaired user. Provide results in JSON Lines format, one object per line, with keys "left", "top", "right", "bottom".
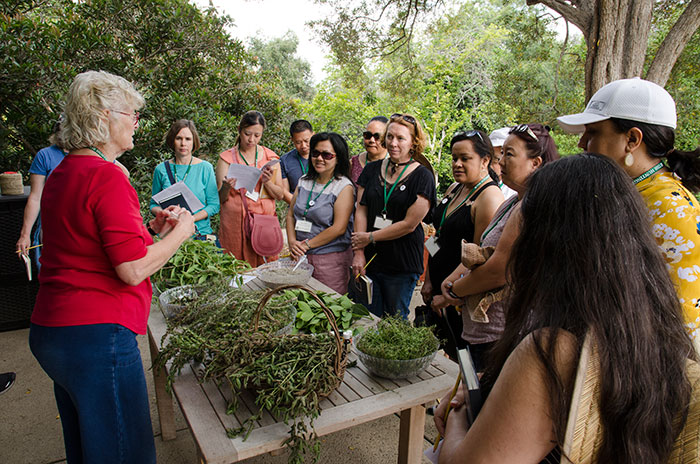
{"left": 305, "top": 132, "right": 350, "bottom": 181}
{"left": 450, "top": 130, "right": 498, "bottom": 183}
{"left": 610, "top": 117, "right": 700, "bottom": 192}
{"left": 482, "top": 153, "right": 695, "bottom": 463}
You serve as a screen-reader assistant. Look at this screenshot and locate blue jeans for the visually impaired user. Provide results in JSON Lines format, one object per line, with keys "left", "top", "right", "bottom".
{"left": 366, "top": 271, "right": 420, "bottom": 319}
{"left": 29, "top": 323, "right": 156, "bottom": 464}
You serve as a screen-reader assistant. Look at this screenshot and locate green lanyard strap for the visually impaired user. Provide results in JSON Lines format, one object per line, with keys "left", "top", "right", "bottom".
{"left": 437, "top": 176, "right": 490, "bottom": 236}
{"left": 88, "top": 146, "right": 108, "bottom": 162}
{"left": 382, "top": 159, "right": 412, "bottom": 216}
{"left": 298, "top": 153, "right": 308, "bottom": 175}
{"left": 239, "top": 145, "right": 258, "bottom": 167}
{"left": 633, "top": 162, "right": 664, "bottom": 185}
{"left": 303, "top": 178, "right": 333, "bottom": 217}
{"left": 172, "top": 156, "right": 193, "bottom": 183}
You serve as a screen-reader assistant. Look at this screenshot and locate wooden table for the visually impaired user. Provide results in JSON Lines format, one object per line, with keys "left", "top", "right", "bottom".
{"left": 148, "top": 276, "right": 459, "bottom": 464}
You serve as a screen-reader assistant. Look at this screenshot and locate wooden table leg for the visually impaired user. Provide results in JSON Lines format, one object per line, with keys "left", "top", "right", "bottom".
{"left": 398, "top": 405, "right": 426, "bottom": 464}
{"left": 148, "top": 330, "right": 177, "bottom": 441}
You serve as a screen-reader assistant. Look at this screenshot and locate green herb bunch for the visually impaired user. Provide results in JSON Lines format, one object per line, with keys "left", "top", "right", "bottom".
{"left": 283, "top": 289, "right": 370, "bottom": 334}
{"left": 155, "top": 280, "right": 345, "bottom": 464}
{"left": 357, "top": 316, "right": 439, "bottom": 360}
{"left": 152, "top": 239, "right": 251, "bottom": 289}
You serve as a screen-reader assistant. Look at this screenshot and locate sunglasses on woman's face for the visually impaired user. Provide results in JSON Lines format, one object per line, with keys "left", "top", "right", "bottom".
{"left": 310, "top": 150, "right": 336, "bottom": 160}
{"left": 510, "top": 124, "right": 539, "bottom": 142}
{"left": 363, "top": 131, "right": 382, "bottom": 140}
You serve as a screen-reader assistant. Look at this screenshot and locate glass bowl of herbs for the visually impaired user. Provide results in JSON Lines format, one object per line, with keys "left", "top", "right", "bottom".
{"left": 354, "top": 317, "right": 439, "bottom": 379}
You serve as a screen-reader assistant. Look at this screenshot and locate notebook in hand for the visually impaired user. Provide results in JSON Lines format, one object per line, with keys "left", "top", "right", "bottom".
{"left": 456, "top": 347, "right": 483, "bottom": 425}
{"left": 157, "top": 192, "right": 192, "bottom": 212}
{"left": 349, "top": 272, "right": 373, "bottom": 305}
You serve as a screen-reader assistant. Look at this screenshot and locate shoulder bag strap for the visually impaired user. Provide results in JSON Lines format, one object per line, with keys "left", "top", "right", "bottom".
{"left": 163, "top": 161, "right": 176, "bottom": 185}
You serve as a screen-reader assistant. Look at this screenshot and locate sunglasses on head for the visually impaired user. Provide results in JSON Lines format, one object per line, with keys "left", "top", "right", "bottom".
{"left": 453, "top": 129, "right": 484, "bottom": 144}
{"left": 391, "top": 113, "right": 417, "bottom": 128}
{"left": 363, "top": 131, "right": 382, "bottom": 140}
{"left": 510, "top": 124, "right": 539, "bottom": 142}
{"left": 310, "top": 150, "right": 336, "bottom": 160}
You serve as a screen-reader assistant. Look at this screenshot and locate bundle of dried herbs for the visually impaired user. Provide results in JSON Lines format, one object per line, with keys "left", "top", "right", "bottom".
{"left": 154, "top": 281, "right": 346, "bottom": 464}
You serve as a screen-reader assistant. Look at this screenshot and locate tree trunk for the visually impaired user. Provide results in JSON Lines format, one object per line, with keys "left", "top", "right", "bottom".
{"left": 583, "top": 0, "right": 652, "bottom": 101}
{"left": 645, "top": 0, "right": 700, "bottom": 86}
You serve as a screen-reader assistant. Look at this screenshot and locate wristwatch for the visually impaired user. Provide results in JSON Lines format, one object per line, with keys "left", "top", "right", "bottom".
{"left": 446, "top": 281, "right": 460, "bottom": 299}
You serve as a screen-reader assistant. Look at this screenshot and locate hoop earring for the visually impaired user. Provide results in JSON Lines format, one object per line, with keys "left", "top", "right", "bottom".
{"left": 624, "top": 152, "right": 634, "bottom": 167}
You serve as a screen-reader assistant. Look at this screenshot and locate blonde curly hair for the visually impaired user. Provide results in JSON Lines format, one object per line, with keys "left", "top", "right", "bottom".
{"left": 57, "top": 70, "right": 144, "bottom": 150}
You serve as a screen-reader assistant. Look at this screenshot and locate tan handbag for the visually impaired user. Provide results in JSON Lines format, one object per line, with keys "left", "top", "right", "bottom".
{"left": 460, "top": 240, "right": 504, "bottom": 323}
{"left": 562, "top": 334, "right": 700, "bottom": 463}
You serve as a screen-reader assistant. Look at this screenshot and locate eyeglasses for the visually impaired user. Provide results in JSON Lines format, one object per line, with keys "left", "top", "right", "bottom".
{"left": 391, "top": 113, "right": 417, "bottom": 128}
{"left": 453, "top": 129, "right": 484, "bottom": 144}
{"left": 111, "top": 109, "right": 140, "bottom": 126}
{"left": 310, "top": 150, "right": 336, "bottom": 160}
{"left": 363, "top": 131, "right": 382, "bottom": 140}
{"left": 510, "top": 124, "right": 538, "bottom": 141}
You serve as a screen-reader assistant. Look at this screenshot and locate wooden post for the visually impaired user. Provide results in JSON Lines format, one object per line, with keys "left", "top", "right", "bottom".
{"left": 398, "top": 405, "right": 426, "bottom": 464}
{"left": 149, "top": 331, "right": 177, "bottom": 441}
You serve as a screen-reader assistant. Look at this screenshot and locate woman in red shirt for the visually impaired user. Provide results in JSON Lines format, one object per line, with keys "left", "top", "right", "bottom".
{"left": 29, "top": 71, "right": 194, "bottom": 464}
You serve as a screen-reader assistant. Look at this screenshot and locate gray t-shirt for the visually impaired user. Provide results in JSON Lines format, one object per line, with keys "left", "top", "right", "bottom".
{"left": 293, "top": 176, "right": 354, "bottom": 254}
{"left": 461, "top": 195, "right": 519, "bottom": 344}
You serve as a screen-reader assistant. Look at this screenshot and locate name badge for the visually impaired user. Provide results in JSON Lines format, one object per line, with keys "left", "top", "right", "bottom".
{"left": 245, "top": 190, "right": 260, "bottom": 202}
{"left": 295, "top": 219, "right": 313, "bottom": 233}
{"left": 425, "top": 236, "right": 440, "bottom": 256}
{"left": 374, "top": 216, "right": 393, "bottom": 230}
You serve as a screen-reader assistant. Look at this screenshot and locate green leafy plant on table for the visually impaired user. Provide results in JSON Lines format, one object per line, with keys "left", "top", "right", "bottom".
{"left": 155, "top": 281, "right": 346, "bottom": 464}
{"left": 355, "top": 316, "right": 440, "bottom": 379}
{"left": 283, "top": 289, "right": 370, "bottom": 334}
{"left": 152, "top": 239, "right": 251, "bottom": 290}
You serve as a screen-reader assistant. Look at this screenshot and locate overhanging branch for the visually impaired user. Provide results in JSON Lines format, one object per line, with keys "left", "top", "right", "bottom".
{"left": 526, "top": 0, "right": 591, "bottom": 33}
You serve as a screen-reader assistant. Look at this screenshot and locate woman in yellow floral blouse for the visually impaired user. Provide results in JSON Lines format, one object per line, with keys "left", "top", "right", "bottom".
{"left": 558, "top": 78, "right": 700, "bottom": 353}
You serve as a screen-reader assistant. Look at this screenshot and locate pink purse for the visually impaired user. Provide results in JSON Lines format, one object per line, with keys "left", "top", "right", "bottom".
{"left": 240, "top": 190, "right": 283, "bottom": 257}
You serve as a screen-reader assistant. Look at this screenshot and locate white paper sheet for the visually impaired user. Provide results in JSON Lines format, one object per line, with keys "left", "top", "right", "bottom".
{"left": 151, "top": 181, "right": 204, "bottom": 212}
{"left": 21, "top": 253, "right": 32, "bottom": 281}
{"left": 225, "top": 159, "right": 281, "bottom": 192}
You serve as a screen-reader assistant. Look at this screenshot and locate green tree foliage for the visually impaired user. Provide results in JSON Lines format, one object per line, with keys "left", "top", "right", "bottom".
{"left": 1, "top": 0, "right": 296, "bottom": 214}
{"left": 305, "top": 0, "right": 584, "bottom": 191}
{"left": 248, "top": 31, "right": 316, "bottom": 101}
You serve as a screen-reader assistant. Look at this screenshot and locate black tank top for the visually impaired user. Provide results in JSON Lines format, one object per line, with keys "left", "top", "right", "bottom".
{"left": 428, "top": 181, "right": 498, "bottom": 294}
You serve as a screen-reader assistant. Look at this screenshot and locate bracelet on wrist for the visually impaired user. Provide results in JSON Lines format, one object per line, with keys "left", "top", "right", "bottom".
{"left": 303, "top": 239, "right": 312, "bottom": 250}
{"left": 369, "top": 232, "right": 375, "bottom": 244}
{"left": 446, "top": 281, "right": 460, "bottom": 299}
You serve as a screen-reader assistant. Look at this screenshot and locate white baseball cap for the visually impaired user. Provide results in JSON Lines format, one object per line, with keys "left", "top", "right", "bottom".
{"left": 557, "top": 78, "right": 677, "bottom": 134}
{"left": 488, "top": 127, "right": 511, "bottom": 147}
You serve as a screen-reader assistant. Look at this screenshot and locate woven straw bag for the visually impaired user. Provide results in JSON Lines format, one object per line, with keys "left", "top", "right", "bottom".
{"left": 562, "top": 334, "right": 700, "bottom": 463}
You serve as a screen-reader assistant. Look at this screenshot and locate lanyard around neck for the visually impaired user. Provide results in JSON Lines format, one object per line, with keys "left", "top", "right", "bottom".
{"left": 172, "top": 156, "right": 193, "bottom": 183}
{"left": 633, "top": 162, "right": 664, "bottom": 185}
{"left": 239, "top": 145, "right": 258, "bottom": 167}
{"left": 298, "top": 152, "right": 308, "bottom": 175}
{"left": 304, "top": 178, "right": 333, "bottom": 217}
{"left": 88, "top": 146, "right": 109, "bottom": 162}
{"left": 383, "top": 159, "right": 412, "bottom": 215}
{"left": 437, "top": 176, "right": 489, "bottom": 235}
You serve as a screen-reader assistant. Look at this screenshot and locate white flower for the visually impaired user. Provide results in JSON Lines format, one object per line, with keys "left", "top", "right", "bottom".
{"left": 677, "top": 265, "right": 700, "bottom": 282}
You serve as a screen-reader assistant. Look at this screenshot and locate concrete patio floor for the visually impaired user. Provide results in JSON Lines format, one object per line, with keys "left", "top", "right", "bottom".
{"left": 0, "top": 285, "right": 448, "bottom": 464}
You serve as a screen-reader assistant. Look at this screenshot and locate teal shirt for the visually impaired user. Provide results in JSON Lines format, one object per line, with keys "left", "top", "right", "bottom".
{"left": 150, "top": 160, "right": 220, "bottom": 235}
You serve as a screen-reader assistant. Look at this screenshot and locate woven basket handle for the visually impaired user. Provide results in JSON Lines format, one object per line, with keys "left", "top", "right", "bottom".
{"left": 253, "top": 284, "right": 345, "bottom": 374}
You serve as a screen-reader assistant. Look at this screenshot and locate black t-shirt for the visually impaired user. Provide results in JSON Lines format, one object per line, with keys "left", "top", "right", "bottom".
{"left": 357, "top": 160, "right": 436, "bottom": 275}
{"left": 428, "top": 181, "right": 497, "bottom": 294}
